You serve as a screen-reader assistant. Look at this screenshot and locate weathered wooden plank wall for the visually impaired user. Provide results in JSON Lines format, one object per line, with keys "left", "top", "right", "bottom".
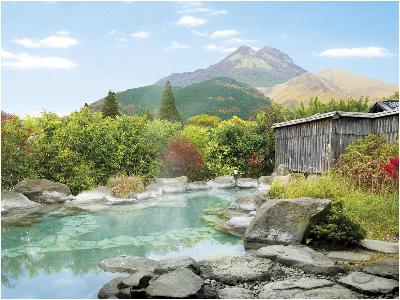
{"left": 275, "top": 113, "right": 399, "bottom": 173}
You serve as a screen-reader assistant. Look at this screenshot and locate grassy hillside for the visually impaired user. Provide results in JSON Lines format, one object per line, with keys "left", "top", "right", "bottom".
{"left": 89, "top": 77, "right": 271, "bottom": 120}
{"left": 264, "top": 68, "right": 398, "bottom": 108}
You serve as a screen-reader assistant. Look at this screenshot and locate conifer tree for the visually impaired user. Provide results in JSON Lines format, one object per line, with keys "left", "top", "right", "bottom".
{"left": 159, "top": 81, "right": 181, "bottom": 122}
{"left": 101, "top": 90, "right": 120, "bottom": 118}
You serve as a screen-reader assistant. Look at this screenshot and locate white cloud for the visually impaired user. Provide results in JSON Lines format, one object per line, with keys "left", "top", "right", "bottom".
{"left": 57, "top": 30, "right": 71, "bottom": 36}
{"left": 1, "top": 51, "right": 76, "bottom": 70}
{"left": 119, "top": 37, "right": 128, "bottom": 43}
{"left": 318, "top": 46, "right": 391, "bottom": 58}
{"left": 210, "top": 9, "right": 228, "bottom": 15}
{"left": 210, "top": 29, "right": 239, "bottom": 39}
{"left": 222, "top": 38, "right": 255, "bottom": 45}
{"left": 108, "top": 30, "right": 117, "bottom": 35}
{"left": 176, "top": 15, "right": 207, "bottom": 27}
{"left": 177, "top": 2, "right": 228, "bottom": 15}
{"left": 163, "top": 42, "right": 191, "bottom": 52}
{"left": 192, "top": 30, "right": 207, "bottom": 37}
{"left": 204, "top": 44, "right": 236, "bottom": 54}
{"left": 130, "top": 31, "right": 150, "bottom": 39}
{"left": 12, "top": 33, "right": 79, "bottom": 49}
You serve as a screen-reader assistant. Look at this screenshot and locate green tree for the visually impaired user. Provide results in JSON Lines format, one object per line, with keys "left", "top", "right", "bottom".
{"left": 159, "top": 81, "right": 181, "bottom": 122}
{"left": 101, "top": 90, "right": 120, "bottom": 118}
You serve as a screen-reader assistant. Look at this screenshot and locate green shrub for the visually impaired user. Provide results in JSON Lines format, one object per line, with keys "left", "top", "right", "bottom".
{"left": 306, "top": 202, "right": 366, "bottom": 248}
{"left": 335, "top": 134, "right": 398, "bottom": 193}
{"left": 187, "top": 114, "right": 222, "bottom": 127}
{"left": 268, "top": 180, "right": 285, "bottom": 199}
{"left": 107, "top": 175, "right": 145, "bottom": 198}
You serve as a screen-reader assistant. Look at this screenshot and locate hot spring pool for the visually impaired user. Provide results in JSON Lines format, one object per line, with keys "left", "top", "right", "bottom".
{"left": 1, "top": 188, "right": 255, "bottom": 299}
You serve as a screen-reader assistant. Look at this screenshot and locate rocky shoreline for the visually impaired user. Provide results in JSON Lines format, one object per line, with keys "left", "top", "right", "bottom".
{"left": 97, "top": 243, "right": 399, "bottom": 299}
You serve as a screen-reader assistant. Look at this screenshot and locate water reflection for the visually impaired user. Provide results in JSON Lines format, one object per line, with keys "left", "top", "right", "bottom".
{"left": 1, "top": 189, "right": 254, "bottom": 298}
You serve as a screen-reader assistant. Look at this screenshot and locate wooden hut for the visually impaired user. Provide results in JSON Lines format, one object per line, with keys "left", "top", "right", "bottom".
{"left": 272, "top": 110, "right": 399, "bottom": 173}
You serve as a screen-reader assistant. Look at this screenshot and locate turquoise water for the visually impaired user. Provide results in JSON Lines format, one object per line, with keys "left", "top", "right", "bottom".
{"left": 1, "top": 189, "right": 253, "bottom": 299}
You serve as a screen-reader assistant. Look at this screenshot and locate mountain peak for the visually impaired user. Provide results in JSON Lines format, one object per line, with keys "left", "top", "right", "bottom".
{"left": 156, "top": 45, "right": 306, "bottom": 88}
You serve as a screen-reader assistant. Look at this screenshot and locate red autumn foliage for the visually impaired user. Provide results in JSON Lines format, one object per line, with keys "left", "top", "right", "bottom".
{"left": 1, "top": 111, "right": 16, "bottom": 124}
{"left": 161, "top": 137, "right": 204, "bottom": 180}
{"left": 381, "top": 157, "right": 399, "bottom": 180}
{"left": 247, "top": 153, "right": 263, "bottom": 168}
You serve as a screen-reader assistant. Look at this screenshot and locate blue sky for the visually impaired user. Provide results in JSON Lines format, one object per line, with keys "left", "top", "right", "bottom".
{"left": 1, "top": 1, "right": 399, "bottom": 115}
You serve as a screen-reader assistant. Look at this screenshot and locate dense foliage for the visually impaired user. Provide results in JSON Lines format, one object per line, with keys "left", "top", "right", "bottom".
{"left": 187, "top": 114, "right": 221, "bottom": 127}
{"left": 101, "top": 90, "right": 120, "bottom": 118}
{"left": 159, "top": 81, "right": 182, "bottom": 123}
{"left": 2, "top": 108, "right": 278, "bottom": 194}
{"left": 289, "top": 97, "right": 370, "bottom": 119}
{"left": 335, "top": 134, "right": 398, "bottom": 193}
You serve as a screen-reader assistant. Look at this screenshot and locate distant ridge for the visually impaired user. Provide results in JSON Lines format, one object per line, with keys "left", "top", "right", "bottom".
{"left": 89, "top": 77, "right": 270, "bottom": 120}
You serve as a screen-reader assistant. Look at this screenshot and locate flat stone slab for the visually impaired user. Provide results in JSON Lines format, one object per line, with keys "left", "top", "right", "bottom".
{"left": 207, "top": 176, "right": 236, "bottom": 189}
{"left": 362, "top": 258, "right": 399, "bottom": 279}
{"left": 154, "top": 256, "right": 199, "bottom": 274}
{"left": 338, "top": 271, "right": 399, "bottom": 294}
{"left": 120, "top": 270, "right": 154, "bottom": 289}
{"left": 99, "top": 255, "right": 156, "bottom": 273}
{"left": 187, "top": 181, "right": 209, "bottom": 191}
{"left": 1, "top": 191, "right": 40, "bottom": 211}
{"left": 237, "top": 178, "right": 258, "bottom": 188}
{"left": 326, "top": 250, "right": 374, "bottom": 262}
{"left": 255, "top": 244, "right": 343, "bottom": 275}
{"left": 199, "top": 254, "right": 284, "bottom": 285}
{"left": 146, "top": 268, "right": 203, "bottom": 298}
{"left": 359, "top": 239, "right": 399, "bottom": 254}
{"left": 258, "top": 278, "right": 361, "bottom": 299}
{"left": 218, "top": 287, "right": 254, "bottom": 299}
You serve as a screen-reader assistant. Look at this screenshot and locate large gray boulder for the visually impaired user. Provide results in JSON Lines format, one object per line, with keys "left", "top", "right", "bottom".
{"left": 338, "top": 271, "right": 399, "bottom": 294}
{"left": 237, "top": 178, "right": 258, "bottom": 188}
{"left": 146, "top": 268, "right": 204, "bottom": 298}
{"left": 272, "top": 164, "right": 290, "bottom": 176}
{"left": 1, "top": 191, "right": 40, "bottom": 212}
{"left": 218, "top": 287, "right": 254, "bottom": 299}
{"left": 13, "top": 179, "right": 72, "bottom": 204}
{"left": 99, "top": 255, "right": 156, "bottom": 273}
{"left": 154, "top": 256, "right": 200, "bottom": 275}
{"left": 359, "top": 239, "right": 399, "bottom": 254}
{"left": 258, "top": 278, "right": 361, "bottom": 299}
{"left": 362, "top": 258, "right": 399, "bottom": 280}
{"left": 254, "top": 244, "right": 343, "bottom": 275}
{"left": 155, "top": 176, "right": 188, "bottom": 193}
{"left": 244, "top": 198, "right": 331, "bottom": 249}
{"left": 207, "top": 176, "right": 236, "bottom": 189}
{"left": 199, "top": 254, "right": 284, "bottom": 285}
{"left": 187, "top": 181, "right": 209, "bottom": 191}
{"left": 98, "top": 277, "right": 123, "bottom": 299}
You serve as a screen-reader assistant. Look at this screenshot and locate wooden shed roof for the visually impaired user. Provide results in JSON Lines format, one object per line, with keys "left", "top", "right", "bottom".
{"left": 272, "top": 109, "right": 399, "bottom": 129}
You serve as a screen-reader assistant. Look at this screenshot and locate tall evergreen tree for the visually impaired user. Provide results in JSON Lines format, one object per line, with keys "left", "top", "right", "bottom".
{"left": 101, "top": 90, "right": 120, "bottom": 118}
{"left": 159, "top": 81, "right": 181, "bottom": 122}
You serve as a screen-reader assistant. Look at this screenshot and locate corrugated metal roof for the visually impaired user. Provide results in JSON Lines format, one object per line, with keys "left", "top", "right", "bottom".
{"left": 369, "top": 100, "right": 399, "bottom": 113}
{"left": 272, "top": 109, "right": 399, "bottom": 128}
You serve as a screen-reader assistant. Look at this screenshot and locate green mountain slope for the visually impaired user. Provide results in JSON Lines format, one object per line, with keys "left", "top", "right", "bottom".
{"left": 89, "top": 77, "right": 271, "bottom": 120}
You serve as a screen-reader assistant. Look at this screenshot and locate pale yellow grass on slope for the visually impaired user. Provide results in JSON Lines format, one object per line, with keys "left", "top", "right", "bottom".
{"left": 264, "top": 68, "right": 398, "bottom": 108}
